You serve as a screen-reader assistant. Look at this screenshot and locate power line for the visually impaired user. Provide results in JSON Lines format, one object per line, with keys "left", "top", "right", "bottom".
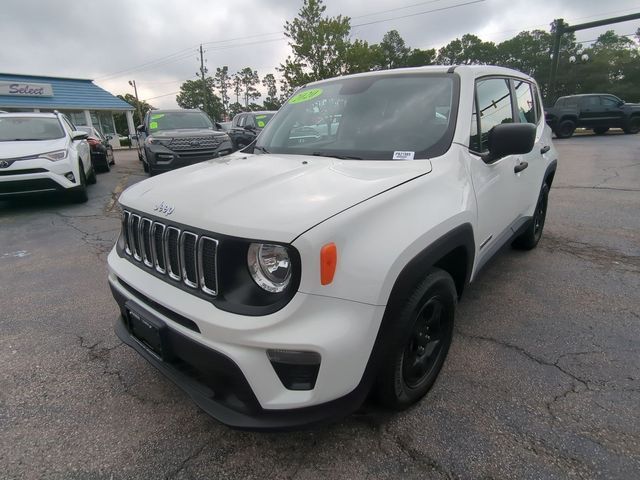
{"left": 350, "top": 0, "right": 450, "bottom": 19}
{"left": 351, "top": 0, "right": 486, "bottom": 28}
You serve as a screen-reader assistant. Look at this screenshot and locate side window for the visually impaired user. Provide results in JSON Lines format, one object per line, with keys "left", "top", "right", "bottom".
{"left": 61, "top": 116, "right": 76, "bottom": 134}
{"left": 475, "top": 78, "right": 514, "bottom": 152}
{"left": 237, "top": 115, "right": 246, "bottom": 127}
{"left": 245, "top": 115, "right": 256, "bottom": 128}
{"left": 601, "top": 96, "right": 619, "bottom": 107}
{"left": 532, "top": 85, "right": 543, "bottom": 122}
{"left": 513, "top": 80, "right": 536, "bottom": 124}
{"left": 583, "top": 96, "right": 600, "bottom": 108}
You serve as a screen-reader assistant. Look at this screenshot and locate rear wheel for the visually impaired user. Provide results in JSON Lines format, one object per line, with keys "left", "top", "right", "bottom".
{"left": 375, "top": 268, "right": 456, "bottom": 410}
{"left": 107, "top": 147, "right": 115, "bottom": 165}
{"left": 555, "top": 120, "right": 576, "bottom": 139}
{"left": 513, "top": 184, "right": 549, "bottom": 250}
{"left": 593, "top": 127, "right": 609, "bottom": 135}
{"left": 623, "top": 116, "right": 640, "bottom": 134}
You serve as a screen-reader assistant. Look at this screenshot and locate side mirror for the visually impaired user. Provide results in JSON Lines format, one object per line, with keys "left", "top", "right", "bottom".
{"left": 618, "top": 100, "right": 625, "bottom": 106}
{"left": 136, "top": 124, "right": 146, "bottom": 133}
{"left": 481, "top": 123, "right": 536, "bottom": 164}
{"left": 105, "top": 134, "right": 113, "bottom": 140}
{"left": 214, "top": 122, "right": 222, "bottom": 130}
{"left": 71, "top": 131, "right": 89, "bottom": 141}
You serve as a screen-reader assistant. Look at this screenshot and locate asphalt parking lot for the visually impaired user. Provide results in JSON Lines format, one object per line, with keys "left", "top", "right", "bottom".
{"left": 1, "top": 133, "right": 639, "bottom": 480}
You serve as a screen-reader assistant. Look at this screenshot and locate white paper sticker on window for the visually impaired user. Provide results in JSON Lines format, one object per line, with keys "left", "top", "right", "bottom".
{"left": 393, "top": 151, "right": 415, "bottom": 160}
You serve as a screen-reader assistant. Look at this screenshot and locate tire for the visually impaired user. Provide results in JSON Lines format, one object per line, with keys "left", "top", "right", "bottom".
{"left": 513, "top": 183, "right": 549, "bottom": 250}
{"left": 623, "top": 116, "right": 640, "bottom": 134}
{"left": 555, "top": 120, "right": 576, "bottom": 139}
{"left": 99, "top": 156, "right": 111, "bottom": 173}
{"left": 143, "top": 161, "right": 149, "bottom": 173}
{"left": 108, "top": 147, "right": 115, "bottom": 165}
{"left": 87, "top": 165, "right": 97, "bottom": 185}
{"left": 375, "top": 268, "right": 456, "bottom": 410}
{"left": 69, "top": 162, "right": 88, "bottom": 203}
{"left": 593, "top": 127, "right": 609, "bottom": 135}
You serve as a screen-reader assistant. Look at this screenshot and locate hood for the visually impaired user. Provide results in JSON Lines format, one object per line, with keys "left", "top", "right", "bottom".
{"left": 0, "top": 137, "right": 68, "bottom": 160}
{"left": 150, "top": 128, "right": 227, "bottom": 138}
{"left": 120, "top": 153, "right": 431, "bottom": 242}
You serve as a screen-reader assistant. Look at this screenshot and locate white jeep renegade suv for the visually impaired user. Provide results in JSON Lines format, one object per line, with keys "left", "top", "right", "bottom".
{"left": 108, "top": 66, "right": 558, "bottom": 429}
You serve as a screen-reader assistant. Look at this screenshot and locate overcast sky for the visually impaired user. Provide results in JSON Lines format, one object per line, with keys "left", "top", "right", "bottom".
{"left": 1, "top": 0, "right": 638, "bottom": 108}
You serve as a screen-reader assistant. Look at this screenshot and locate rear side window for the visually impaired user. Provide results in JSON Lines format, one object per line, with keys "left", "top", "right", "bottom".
{"left": 583, "top": 96, "right": 600, "bottom": 108}
{"left": 474, "top": 78, "right": 514, "bottom": 152}
{"left": 513, "top": 81, "right": 536, "bottom": 124}
{"left": 237, "top": 115, "right": 246, "bottom": 127}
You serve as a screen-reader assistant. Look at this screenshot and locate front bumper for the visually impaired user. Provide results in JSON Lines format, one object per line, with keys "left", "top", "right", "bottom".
{"left": 107, "top": 248, "right": 386, "bottom": 429}
{"left": 145, "top": 142, "right": 233, "bottom": 173}
{"left": 0, "top": 158, "right": 79, "bottom": 197}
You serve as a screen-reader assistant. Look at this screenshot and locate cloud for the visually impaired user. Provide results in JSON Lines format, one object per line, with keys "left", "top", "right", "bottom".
{"left": 1, "top": 0, "right": 637, "bottom": 108}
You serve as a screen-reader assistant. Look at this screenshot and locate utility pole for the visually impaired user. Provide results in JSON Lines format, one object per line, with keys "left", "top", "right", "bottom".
{"left": 199, "top": 44, "right": 209, "bottom": 116}
{"left": 547, "top": 12, "right": 640, "bottom": 104}
{"left": 128, "top": 80, "right": 143, "bottom": 127}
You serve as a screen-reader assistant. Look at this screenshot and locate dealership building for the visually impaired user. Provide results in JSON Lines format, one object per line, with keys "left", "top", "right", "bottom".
{"left": 0, "top": 73, "right": 135, "bottom": 147}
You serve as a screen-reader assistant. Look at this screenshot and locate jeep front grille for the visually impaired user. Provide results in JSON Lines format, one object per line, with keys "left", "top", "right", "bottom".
{"left": 121, "top": 210, "right": 219, "bottom": 296}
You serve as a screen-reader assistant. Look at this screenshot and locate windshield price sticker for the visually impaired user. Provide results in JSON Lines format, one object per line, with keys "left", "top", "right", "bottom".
{"left": 393, "top": 151, "right": 415, "bottom": 160}
{"left": 289, "top": 88, "right": 323, "bottom": 104}
{"left": 149, "top": 121, "right": 158, "bottom": 130}
{"left": 151, "top": 114, "right": 165, "bottom": 120}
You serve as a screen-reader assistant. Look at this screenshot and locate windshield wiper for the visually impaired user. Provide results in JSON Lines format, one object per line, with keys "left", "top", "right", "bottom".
{"left": 311, "top": 152, "right": 362, "bottom": 160}
{"left": 253, "top": 146, "right": 270, "bottom": 154}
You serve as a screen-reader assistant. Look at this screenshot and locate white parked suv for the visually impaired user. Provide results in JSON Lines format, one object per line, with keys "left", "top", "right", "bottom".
{"left": 0, "top": 112, "right": 95, "bottom": 203}
{"left": 108, "top": 66, "right": 558, "bottom": 430}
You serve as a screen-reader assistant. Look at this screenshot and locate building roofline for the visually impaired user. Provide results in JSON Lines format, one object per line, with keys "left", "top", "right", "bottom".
{"left": 0, "top": 72, "right": 93, "bottom": 82}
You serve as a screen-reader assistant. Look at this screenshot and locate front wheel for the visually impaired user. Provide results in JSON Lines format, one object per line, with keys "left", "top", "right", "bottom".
{"left": 623, "top": 117, "right": 640, "bottom": 134}
{"left": 375, "top": 268, "right": 456, "bottom": 410}
{"left": 513, "top": 184, "right": 549, "bottom": 250}
{"left": 69, "top": 161, "right": 88, "bottom": 203}
{"left": 555, "top": 120, "right": 576, "bottom": 139}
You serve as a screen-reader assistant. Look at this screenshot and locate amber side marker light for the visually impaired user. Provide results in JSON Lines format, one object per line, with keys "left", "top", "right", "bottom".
{"left": 320, "top": 243, "right": 337, "bottom": 285}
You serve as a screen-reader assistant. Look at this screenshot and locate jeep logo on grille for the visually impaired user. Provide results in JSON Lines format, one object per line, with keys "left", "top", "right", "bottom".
{"left": 189, "top": 140, "right": 201, "bottom": 147}
{"left": 0, "top": 160, "right": 11, "bottom": 168}
{"left": 153, "top": 201, "right": 175, "bottom": 216}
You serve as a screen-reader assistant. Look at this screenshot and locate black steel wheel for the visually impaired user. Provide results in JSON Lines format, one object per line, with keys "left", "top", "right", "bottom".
{"left": 375, "top": 268, "right": 456, "bottom": 410}
{"left": 555, "top": 119, "right": 576, "bottom": 139}
{"left": 513, "top": 183, "right": 549, "bottom": 250}
{"left": 623, "top": 116, "right": 640, "bottom": 134}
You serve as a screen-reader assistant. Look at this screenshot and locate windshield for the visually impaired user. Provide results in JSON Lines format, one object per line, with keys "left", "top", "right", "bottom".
{"left": 0, "top": 117, "right": 65, "bottom": 141}
{"left": 254, "top": 113, "right": 274, "bottom": 128}
{"left": 256, "top": 74, "right": 457, "bottom": 160}
{"left": 148, "top": 112, "right": 213, "bottom": 132}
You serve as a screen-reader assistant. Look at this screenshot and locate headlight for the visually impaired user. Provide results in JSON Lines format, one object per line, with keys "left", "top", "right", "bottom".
{"left": 247, "top": 243, "right": 292, "bottom": 293}
{"left": 145, "top": 136, "right": 171, "bottom": 146}
{"left": 40, "top": 149, "right": 68, "bottom": 161}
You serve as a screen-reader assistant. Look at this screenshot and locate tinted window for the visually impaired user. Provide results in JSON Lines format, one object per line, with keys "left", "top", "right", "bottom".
{"left": 514, "top": 81, "right": 536, "bottom": 124}
{"left": 245, "top": 115, "right": 256, "bottom": 128}
{"left": 602, "top": 97, "right": 619, "bottom": 107}
{"left": 237, "top": 115, "right": 246, "bottom": 127}
{"left": 583, "top": 96, "right": 600, "bottom": 107}
{"left": 256, "top": 74, "right": 456, "bottom": 160}
{"left": 255, "top": 113, "right": 274, "bottom": 128}
{"left": 148, "top": 112, "right": 213, "bottom": 132}
{"left": 566, "top": 98, "right": 579, "bottom": 108}
{"left": 0, "top": 116, "right": 65, "bottom": 141}
{"left": 476, "top": 78, "right": 514, "bottom": 152}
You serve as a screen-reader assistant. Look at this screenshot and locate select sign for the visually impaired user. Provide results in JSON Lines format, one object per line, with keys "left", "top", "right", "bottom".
{"left": 0, "top": 81, "right": 53, "bottom": 97}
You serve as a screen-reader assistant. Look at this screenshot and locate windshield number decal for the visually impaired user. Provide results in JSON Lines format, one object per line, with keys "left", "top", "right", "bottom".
{"left": 149, "top": 121, "right": 158, "bottom": 130}
{"left": 393, "top": 151, "right": 415, "bottom": 160}
{"left": 289, "top": 88, "right": 323, "bottom": 104}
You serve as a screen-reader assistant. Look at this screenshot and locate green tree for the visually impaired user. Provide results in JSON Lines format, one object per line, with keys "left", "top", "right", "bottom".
{"left": 237, "top": 67, "right": 261, "bottom": 107}
{"left": 405, "top": 48, "right": 436, "bottom": 67}
{"left": 114, "top": 94, "right": 153, "bottom": 133}
{"left": 228, "top": 102, "right": 244, "bottom": 118}
{"left": 261, "top": 73, "right": 282, "bottom": 110}
{"left": 436, "top": 34, "right": 497, "bottom": 65}
{"left": 176, "top": 78, "right": 224, "bottom": 121}
{"left": 232, "top": 74, "right": 242, "bottom": 104}
{"left": 279, "top": 0, "right": 352, "bottom": 90}
{"left": 344, "top": 39, "right": 382, "bottom": 74}
{"left": 213, "top": 66, "right": 231, "bottom": 119}
{"left": 379, "top": 30, "right": 410, "bottom": 69}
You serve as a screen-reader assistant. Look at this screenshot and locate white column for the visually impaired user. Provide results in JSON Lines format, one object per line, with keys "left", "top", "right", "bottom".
{"left": 125, "top": 110, "right": 135, "bottom": 134}
{"left": 84, "top": 110, "right": 93, "bottom": 127}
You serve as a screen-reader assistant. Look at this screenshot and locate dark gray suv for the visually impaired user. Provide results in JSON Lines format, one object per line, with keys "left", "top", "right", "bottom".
{"left": 136, "top": 109, "right": 233, "bottom": 176}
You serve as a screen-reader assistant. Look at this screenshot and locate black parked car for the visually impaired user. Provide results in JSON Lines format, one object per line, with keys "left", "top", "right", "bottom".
{"left": 228, "top": 111, "right": 276, "bottom": 150}
{"left": 136, "top": 109, "right": 233, "bottom": 176}
{"left": 78, "top": 126, "right": 114, "bottom": 172}
{"left": 545, "top": 94, "right": 640, "bottom": 138}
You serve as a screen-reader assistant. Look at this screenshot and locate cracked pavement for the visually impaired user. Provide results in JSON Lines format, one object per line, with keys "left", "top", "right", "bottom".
{"left": 1, "top": 134, "right": 639, "bottom": 479}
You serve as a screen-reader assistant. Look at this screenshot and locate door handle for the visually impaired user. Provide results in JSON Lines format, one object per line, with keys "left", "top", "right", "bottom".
{"left": 540, "top": 145, "right": 550, "bottom": 154}
{"left": 514, "top": 162, "right": 529, "bottom": 173}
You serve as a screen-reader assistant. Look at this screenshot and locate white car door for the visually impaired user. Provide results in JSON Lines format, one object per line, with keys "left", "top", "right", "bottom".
{"left": 466, "top": 76, "right": 524, "bottom": 269}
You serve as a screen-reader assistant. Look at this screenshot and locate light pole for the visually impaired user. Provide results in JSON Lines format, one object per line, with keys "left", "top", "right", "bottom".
{"left": 128, "top": 80, "right": 143, "bottom": 128}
